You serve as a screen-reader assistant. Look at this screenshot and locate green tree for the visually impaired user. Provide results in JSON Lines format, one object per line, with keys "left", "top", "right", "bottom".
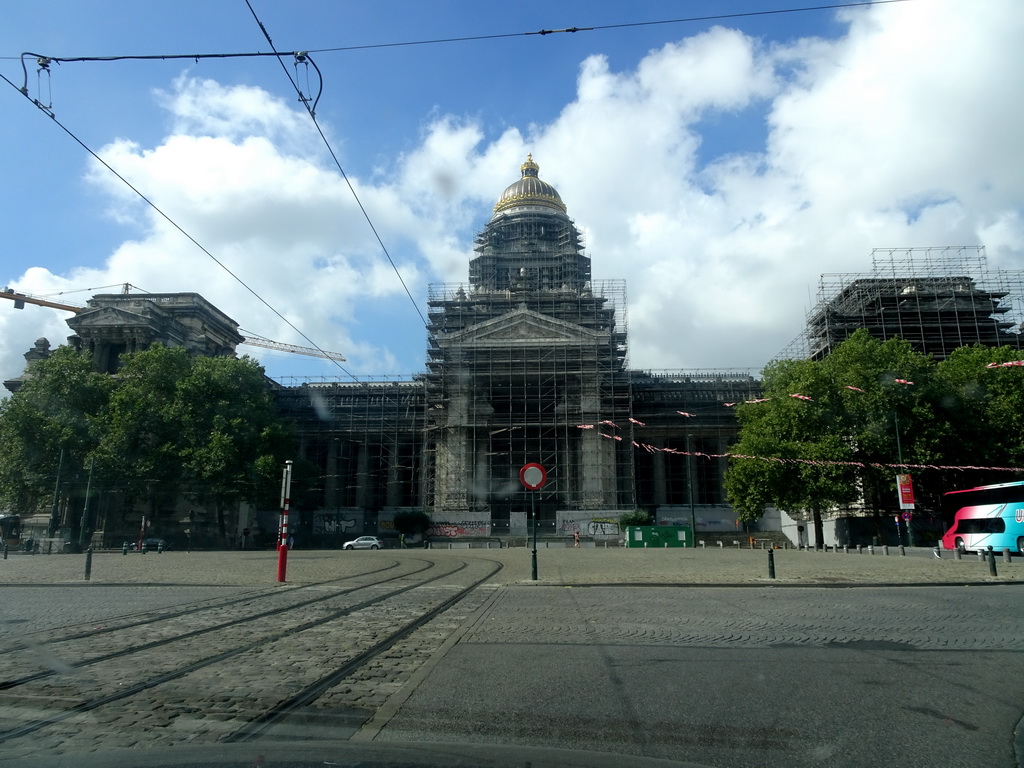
{"left": 94, "top": 345, "right": 193, "bottom": 508}
{"left": 0, "top": 347, "right": 113, "bottom": 534}
{"left": 934, "top": 344, "right": 1024, "bottom": 486}
{"left": 172, "top": 354, "right": 290, "bottom": 536}
{"left": 725, "top": 330, "right": 944, "bottom": 547}
{"left": 1, "top": 344, "right": 291, "bottom": 547}
{"left": 619, "top": 509, "right": 651, "bottom": 528}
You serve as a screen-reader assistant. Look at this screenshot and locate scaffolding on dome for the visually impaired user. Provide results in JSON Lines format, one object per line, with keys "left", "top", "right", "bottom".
{"left": 776, "top": 246, "right": 1024, "bottom": 361}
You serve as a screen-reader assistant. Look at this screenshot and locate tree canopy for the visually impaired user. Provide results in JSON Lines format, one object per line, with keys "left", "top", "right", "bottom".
{"left": 724, "top": 330, "right": 1024, "bottom": 545}
{"left": 0, "top": 345, "right": 291, "bottom": 542}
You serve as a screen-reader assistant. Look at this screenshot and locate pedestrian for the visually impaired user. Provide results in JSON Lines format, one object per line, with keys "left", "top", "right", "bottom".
{"left": 400, "top": 532, "right": 406, "bottom": 548}
{"left": 573, "top": 529, "right": 580, "bottom": 548}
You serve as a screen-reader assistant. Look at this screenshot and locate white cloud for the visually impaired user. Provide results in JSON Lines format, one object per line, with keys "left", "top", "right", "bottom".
{"left": 3, "top": 0, "right": 1022, "bottom": 391}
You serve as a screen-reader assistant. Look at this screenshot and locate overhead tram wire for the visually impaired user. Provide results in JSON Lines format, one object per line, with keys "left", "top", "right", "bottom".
{"left": 243, "top": 0, "right": 428, "bottom": 330}
{"left": 0, "top": 71, "right": 358, "bottom": 381}
{"left": 5, "top": 1, "right": 914, "bottom": 68}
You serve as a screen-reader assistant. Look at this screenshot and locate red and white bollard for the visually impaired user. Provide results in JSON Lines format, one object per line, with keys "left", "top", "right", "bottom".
{"left": 277, "top": 460, "right": 293, "bottom": 583}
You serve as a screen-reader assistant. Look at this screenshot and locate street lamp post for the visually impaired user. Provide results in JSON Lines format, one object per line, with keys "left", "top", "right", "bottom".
{"left": 48, "top": 448, "right": 64, "bottom": 538}
{"left": 78, "top": 455, "right": 95, "bottom": 552}
{"left": 686, "top": 434, "right": 697, "bottom": 547}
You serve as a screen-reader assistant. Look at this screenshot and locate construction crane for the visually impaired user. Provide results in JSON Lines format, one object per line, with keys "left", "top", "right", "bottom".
{"left": 0, "top": 288, "right": 346, "bottom": 361}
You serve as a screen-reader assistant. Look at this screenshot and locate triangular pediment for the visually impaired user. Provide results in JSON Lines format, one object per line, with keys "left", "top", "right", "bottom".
{"left": 66, "top": 306, "right": 154, "bottom": 330}
{"left": 441, "top": 305, "right": 607, "bottom": 348}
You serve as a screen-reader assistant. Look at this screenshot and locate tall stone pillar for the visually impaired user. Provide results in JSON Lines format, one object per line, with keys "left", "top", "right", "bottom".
{"left": 433, "top": 390, "right": 472, "bottom": 513}
{"left": 385, "top": 442, "right": 401, "bottom": 507}
{"left": 652, "top": 439, "right": 667, "bottom": 506}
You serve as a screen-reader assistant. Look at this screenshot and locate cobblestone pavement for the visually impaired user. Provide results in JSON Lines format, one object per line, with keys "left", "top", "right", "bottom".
{"left": 0, "top": 554, "right": 502, "bottom": 761}
{"left": 0, "top": 549, "right": 1020, "bottom": 766}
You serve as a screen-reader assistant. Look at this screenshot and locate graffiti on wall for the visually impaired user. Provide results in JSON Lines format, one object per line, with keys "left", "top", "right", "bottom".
{"left": 587, "top": 518, "right": 620, "bottom": 536}
{"left": 556, "top": 511, "right": 621, "bottom": 537}
{"left": 312, "top": 514, "right": 356, "bottom": 535}
{"left": 426, "top": 520, "right": 491, "bottom": 538}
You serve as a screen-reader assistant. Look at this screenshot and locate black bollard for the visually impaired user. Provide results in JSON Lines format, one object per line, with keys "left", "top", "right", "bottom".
{"left": 987, "top": 547, "right": 997, "bottom": 577}
{"left": 3, "top": 544, "right": 7, "bottom": 560}
{"left": 84, "top": 547, "right": 93, "bottom": 581}
{"left": 954, "top": 547, "right": 961, "bottom": 560}
{"left": 767, "top": 548, "right": 776, "bottom": 580}
{"left": 122, "top": 542, "right": 129, "bottom": 556}
{"left": 1002, "top": 548, "right": 1012, "bottom": 564}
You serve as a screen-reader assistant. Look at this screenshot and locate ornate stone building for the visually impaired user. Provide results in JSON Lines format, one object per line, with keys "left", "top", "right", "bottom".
{"left": 277, "top": 157, "right": 759, "bottom": 543}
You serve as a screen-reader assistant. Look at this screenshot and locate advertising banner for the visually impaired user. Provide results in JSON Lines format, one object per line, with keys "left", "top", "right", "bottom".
{"left": 896, "top": 474, "right": 915, "bottom": 510}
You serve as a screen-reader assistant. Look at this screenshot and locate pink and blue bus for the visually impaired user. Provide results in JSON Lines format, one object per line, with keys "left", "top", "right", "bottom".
{"left": 940, "top": 480, "right": 1024, "bottom": 554}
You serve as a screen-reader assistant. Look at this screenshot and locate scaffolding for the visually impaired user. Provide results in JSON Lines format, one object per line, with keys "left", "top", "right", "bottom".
{"left": 629, "top": 370, "right": 760, "bottom": 508}
{"left": 270, "top": 157, "right": 761, "bottom": 533}
{"left": 272, "top": 378, "right": 427, "bottom": 540}
{"left": 777, "top": 246, "right": 1024, "bottom": 361}
{"left": 422, "top": 279, "right": 632, "bottom": 521}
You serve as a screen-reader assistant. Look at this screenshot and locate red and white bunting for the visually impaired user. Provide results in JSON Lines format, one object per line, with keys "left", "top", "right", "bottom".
{"left": 676, "top": 411, "right": 695, "bottom": 417}
{"left": 628, "top": 417, "right": 646, "bottom": 426}
{"left": 789, "top": 393, "right": 813, "bottom": 401}
{"left": 894, "top": 379, "right": 914, "bottom": 385}
{"left": 576, "top": 424, "right": 595, "bottom": 429}
{"left": 599, "top": 420, "right": 619, "bottom": 428}
{"left": 844, "top": 385, "right": 865, "bottom": 393}
{"left": 986, "top": 360, "right": 1024, "bottom": 368}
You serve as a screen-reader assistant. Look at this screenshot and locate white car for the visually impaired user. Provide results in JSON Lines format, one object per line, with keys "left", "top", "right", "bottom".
{"left": 343, "top": 536, "right": 384, "bottom": 550}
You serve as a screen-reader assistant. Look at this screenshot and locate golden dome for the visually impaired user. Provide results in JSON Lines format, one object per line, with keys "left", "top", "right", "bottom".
{"left": 492, "top": 154, "right": 567, "bottom": 216}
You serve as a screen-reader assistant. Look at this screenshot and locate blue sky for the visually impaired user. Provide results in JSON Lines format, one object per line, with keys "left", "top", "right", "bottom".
{"left": 2, "top": 0, "right": 1022, "bottom": 384}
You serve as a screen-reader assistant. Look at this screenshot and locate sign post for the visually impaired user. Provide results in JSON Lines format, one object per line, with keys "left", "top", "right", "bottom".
{"left": 896, "top": 473, "right": 915, "bottom": 547}
{"left": 277, "top": 460, "right": 293, "bottom": 583}
{"left": 519, "top": 463, "right": 547, "bottom": 581}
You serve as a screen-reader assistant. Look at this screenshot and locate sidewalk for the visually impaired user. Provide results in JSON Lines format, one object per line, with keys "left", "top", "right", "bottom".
{"left": 0, "top": 546, "right": 1019, "bottom": 586}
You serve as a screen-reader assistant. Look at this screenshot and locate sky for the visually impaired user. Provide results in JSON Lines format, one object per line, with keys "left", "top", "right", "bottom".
{"left": 2, "top": 0, "right": 1022, "bottom": 387}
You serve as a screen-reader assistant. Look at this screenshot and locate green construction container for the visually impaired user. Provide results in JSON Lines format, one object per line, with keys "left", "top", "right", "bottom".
{"left": 625, "top": 525, "right": 693, "bottom": 548}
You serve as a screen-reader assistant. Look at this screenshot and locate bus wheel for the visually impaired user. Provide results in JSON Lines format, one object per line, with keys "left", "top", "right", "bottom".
{"left": 955, "top": 537, "right": 965, "bottom": 552}
{"left": 1018, "top": 537, "right": 1024, "bottom": 556}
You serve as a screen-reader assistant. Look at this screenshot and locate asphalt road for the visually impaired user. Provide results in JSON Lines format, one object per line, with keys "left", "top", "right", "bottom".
{"left": 1, "top": 551, "right": 1022, "bottom": 767}
{"left": 371, "top": 584, "right": 1024, "bottom": 768}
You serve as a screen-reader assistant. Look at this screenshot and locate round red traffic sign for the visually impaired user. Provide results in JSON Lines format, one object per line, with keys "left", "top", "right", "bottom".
{"left": 519, "top": 463, "right": 547, "bottom": 490}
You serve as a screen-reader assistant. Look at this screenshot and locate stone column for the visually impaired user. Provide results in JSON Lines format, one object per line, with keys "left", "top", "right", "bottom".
{"left": 652, "top": 439, "right": 667, "bottom": 506}
{"left": 355, "top": 442, "right": 371, "bottom": 509}
{"left": 385, "top": 442, "right": 401, "bottom": 508}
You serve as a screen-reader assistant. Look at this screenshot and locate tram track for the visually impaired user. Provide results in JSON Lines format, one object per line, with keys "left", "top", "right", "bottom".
{"left": 224, "top": 557, "right": 505, "bottom": 743}
{"left": 0, "top": 556, "right": 487, "bottom": 746}
{"left": 0, "top": 558, "right": 430, "bottom": 692}
{"left": 0, "top": 558, "right": 404, "bottom": 654}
